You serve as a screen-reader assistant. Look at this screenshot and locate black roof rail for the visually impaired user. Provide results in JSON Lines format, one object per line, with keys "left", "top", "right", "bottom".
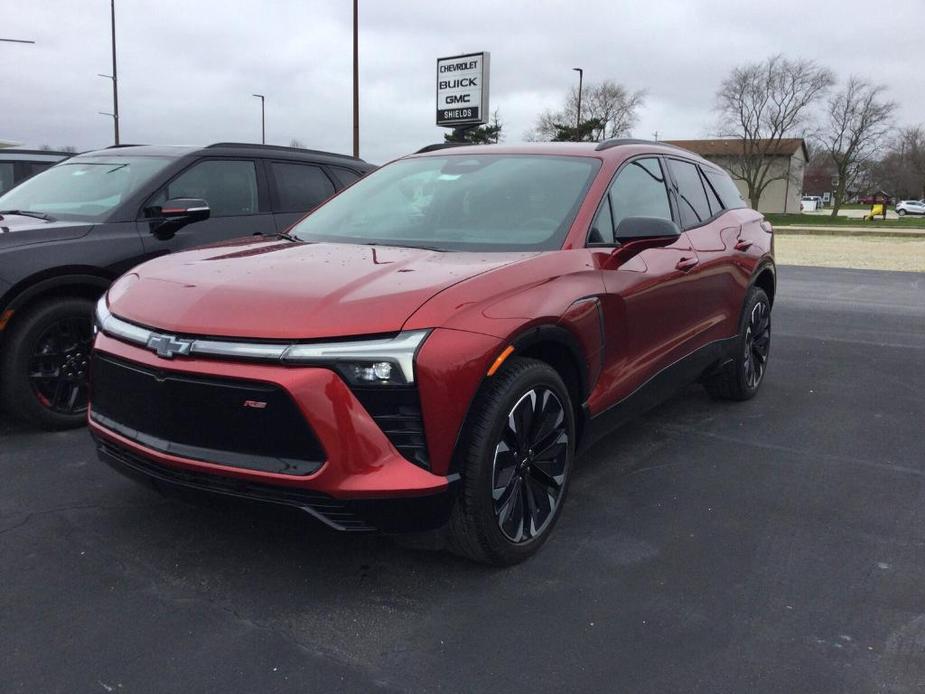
{"left": 206, "top": 142, "right": 364, "bottom": 162}
{"left": 594, "top": 138, "right": 687, "bottom": 152}
{"left": 414, "top": 142, "right": 475, "bottom": 154}
{"left": 105, "top": 144, "right": 146, "bottom": 149}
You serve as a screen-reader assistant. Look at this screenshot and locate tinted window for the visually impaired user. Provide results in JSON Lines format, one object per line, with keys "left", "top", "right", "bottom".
{"left": 329, "top": 166, "right": 363, "bottom": 187}
{"left": 608, "top": 158, "right": 672, "bottom": 230}
{"left": 590, "top": 196, "right": 615, "bottom": 244}
{"left": 669, "top": 159, "right": 711, "bottom": 227}
{"left": 290, "top": 155, "right": 600, "bottom": 252}
{"left": 272, "top": 162, "right": 335, "bottom": 212}
{"left": 163, "top": 160, "right": 258, "bottom": 217}
{"left": 702, "top": 168, "right": 746, "bottom": 210}
{"left": 0, "top": 163, "right": 13, "bottom": 194}
{"left": 700, "top": 168, "right": 724, "bottom": 215}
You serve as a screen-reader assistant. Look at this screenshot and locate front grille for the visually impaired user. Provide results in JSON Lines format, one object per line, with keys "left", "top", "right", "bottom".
{"left": 96, "top": 438, "right": 374, "bottom": 531}
{"left": 351, "top": 387, "right": 429, "bottom": 469}
{"left": 90, "top": 353, "right": 325, "bottom": 476}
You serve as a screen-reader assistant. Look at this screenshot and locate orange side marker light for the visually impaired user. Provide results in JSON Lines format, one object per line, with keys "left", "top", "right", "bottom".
{"left": 487, "top": 345, "right": 515, "bottom": 376}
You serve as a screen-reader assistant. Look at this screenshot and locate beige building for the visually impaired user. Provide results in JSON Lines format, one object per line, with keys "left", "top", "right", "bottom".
{"left": 665, "top": 139, "right": 808, "bottom": 214}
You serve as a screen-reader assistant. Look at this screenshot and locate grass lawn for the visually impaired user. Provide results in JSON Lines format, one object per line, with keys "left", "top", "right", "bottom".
{"left": 766, "top": 213, "right": 925, "bottom": 228}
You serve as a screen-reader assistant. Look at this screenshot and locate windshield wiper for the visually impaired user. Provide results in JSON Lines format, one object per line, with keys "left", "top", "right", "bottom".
{"left": 0, "top": 209, "right": 52, "bottom": 221}
{"left": 277, "top": 231, "right": 303, "bottom": 242}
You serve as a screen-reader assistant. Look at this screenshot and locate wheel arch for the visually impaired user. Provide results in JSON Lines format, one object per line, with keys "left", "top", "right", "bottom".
{"left": 0, "top": 268, "right": 112, "bottom": 341}
{"left": 750, "top": 262, "right": 776, "bottom": 308}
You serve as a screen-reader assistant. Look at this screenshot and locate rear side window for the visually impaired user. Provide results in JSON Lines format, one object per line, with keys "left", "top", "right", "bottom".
{"left": 328, "top": 166, "right": 363, "bottom": 187}
{"left": 162, "top": 159, "right": 259, "bottom": 217}
{"left": 669, "top": 159, "right": 711, "bottom": 228}
{"left": 272, "top": 162, "right": 335, "bottom": 212}
{"left": 702, "top": 168, "right": 746, "bottom": 210}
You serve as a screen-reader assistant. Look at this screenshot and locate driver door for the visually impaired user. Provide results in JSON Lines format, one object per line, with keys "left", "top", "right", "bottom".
{"left": 139, "top": 158, "right": 274, "bottom": 254}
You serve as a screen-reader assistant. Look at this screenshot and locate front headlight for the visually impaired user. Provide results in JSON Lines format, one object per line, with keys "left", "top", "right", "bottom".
{"left": 283, "top": 330, "right": 429, "bottom": 385}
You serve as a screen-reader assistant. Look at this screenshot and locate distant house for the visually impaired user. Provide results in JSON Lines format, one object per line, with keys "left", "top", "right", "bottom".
{"left": 665, "top": 138, "right": 808, "bottom": 213}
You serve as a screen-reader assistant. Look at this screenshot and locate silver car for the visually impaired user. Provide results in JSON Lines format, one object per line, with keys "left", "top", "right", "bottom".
{"left": 896, "top": 199, "right": 925, "bottom": 216}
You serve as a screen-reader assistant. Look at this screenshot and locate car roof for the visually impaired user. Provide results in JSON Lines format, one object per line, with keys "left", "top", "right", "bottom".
{"left": 406, "top": 140, "right": 717, "bottom": 169}
{"left": 69, "top": 143, "right": 372, "bottom": 169}
{"left": 0, "top": 149, "right": 72, "bottom": 160}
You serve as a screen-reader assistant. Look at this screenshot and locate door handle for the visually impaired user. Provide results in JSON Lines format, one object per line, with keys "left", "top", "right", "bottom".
{"left": 676, "top": 256, "right": 699, "bottom": 272}
{"left": 734, "top": 239, "right": 753, "bottom": 251}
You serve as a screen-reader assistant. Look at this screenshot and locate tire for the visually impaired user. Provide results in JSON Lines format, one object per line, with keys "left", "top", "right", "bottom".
{"left": 0, "top": 297, "right": 95, "bottom": 430}
{"left": 448, "top": 357, "right": 575, "bottom": 566}
{"left": 704, "top": 286, "right": 771, "bottom": 401}
{"left": 898, "top": 209, "right": 906, "bottom": 216}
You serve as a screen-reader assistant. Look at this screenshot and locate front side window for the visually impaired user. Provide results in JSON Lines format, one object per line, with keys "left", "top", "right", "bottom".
{"left": 0, "top": 156, "right": 172, "bottom": 221}
{"left": 155, "top": 159, "right": 258, "bottom": 217}
{"left": 289, "top": 154, "right": 600, "bottom": 252}
{"left": 272, "top": 162, "right": 335, "bottom": 212}
{"left": 669, "top": 159, "right": 711, "bottom": 227}
{"left": 608, "top": 157, "right": 672, "bottom": 229}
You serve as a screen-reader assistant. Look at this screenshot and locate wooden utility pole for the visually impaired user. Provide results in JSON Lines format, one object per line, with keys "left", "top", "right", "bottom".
{"left": 352, "top": 0, "right": 359, "bottom": 158}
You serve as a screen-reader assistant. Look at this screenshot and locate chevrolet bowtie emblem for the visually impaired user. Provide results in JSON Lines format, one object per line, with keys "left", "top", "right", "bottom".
{"left": 146, "top": 333, "right": 193, "bottom": 359}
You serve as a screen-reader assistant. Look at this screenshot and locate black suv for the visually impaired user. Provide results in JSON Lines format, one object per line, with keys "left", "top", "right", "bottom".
{"left": 0, "top": 142, "right": 373, "bottom": 429}
{"left": 0, "top": 149, "right": 72, "bottom": 195}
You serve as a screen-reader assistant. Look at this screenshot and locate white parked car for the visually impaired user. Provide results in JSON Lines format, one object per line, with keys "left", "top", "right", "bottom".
{"left": 800, "top": 195, "right": 823, "bottom": 211}
{"left": 895, "top": 200, "right": 925, "bottom": 216}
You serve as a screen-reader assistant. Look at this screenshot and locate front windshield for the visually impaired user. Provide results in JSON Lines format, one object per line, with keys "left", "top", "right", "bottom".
{"left": 290, "top": 154, "right": 600, "bottom": 251}
{"left": 0, "top": 156, "right": 172, "bottom": 221}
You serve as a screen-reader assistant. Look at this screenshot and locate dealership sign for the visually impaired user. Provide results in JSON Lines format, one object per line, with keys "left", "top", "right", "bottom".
{"left": 436, "top": 52, "right": 490, "bottom": 127}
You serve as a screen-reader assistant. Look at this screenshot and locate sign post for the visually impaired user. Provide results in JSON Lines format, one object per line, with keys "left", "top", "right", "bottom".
{"left": 436, "top": 52, "right": 490, "bottom": 141}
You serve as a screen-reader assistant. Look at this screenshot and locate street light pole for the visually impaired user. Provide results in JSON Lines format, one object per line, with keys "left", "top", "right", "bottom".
{"left": 572, "top": 67, "right": 583, "bottom": 142}
{"left": 110, "top": 0, "right": 119, "bottom": 145}
{"left": 352, "top": 0, "right": 359, "bottom": 158}
{"left": 252, "top": 94, "right": 265, "bottom": 144}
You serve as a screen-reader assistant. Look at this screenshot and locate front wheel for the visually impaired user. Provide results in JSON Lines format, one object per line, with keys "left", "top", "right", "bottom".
{"left": 897, "top": 209, "right": 906, "bottom": 216}
{"left": 704, "top": 286, "right": 771, "bottom": 401}
{"left": 448, "top": 357, "right": 575, "bottom": 566}
{"left": 0, "top": 297, "right": 96, "bottom": 429}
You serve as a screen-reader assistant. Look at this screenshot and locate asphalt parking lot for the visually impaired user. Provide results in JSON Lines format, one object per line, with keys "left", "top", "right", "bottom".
{"left": 2, "top": 265, "right": 923, "bottom": 694}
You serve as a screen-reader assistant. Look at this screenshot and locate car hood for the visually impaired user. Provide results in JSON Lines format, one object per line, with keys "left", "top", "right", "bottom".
{"left": 0, "top": 214, "right": 93, "bottom": 249}
{"left": 108, "top": 238, "right": 535, "bottom": 339}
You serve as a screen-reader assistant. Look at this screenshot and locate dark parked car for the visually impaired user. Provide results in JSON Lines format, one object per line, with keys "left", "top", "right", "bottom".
{"left": 0, "top": 148, "right": 72, "bottom": 195}
{"left": 89, "top": 140, "right": 775, "bottom": 565}
{"left": 0, "top": 142, "right": 373, "bottom": 429}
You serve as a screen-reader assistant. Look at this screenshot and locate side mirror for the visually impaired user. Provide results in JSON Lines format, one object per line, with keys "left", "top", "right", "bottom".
{"left": 145, "top": 198, "right": 210, "bottom": 240}
{"left": 614, "top": 216, "right": 681, "bottom": 242}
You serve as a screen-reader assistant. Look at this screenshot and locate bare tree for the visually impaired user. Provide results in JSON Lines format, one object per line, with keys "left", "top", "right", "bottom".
{"left": 529, "top": 80, "right": 645, "bottom": 142}
{"left": 870, "top": 126, "right": 925, "bottom": 199}
{"left": 819, "top": 78, "right": 896, "bottom": 214}
{"left": 289, "top": 138, "right": 306, "bottom": 149}
{"left": 715, "top": 55, "right": 834, "bottom": 209}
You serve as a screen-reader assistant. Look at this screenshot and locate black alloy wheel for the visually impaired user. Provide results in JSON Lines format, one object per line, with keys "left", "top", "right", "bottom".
{"left": 0, "top": 296, "right": 97, "bottom": 429}
{"left": 491, "top": 387, "right": 569, "bottom": 543}
{"left": 743, "top": 298, "right": 771, "bottom": 389}
{"left": 28, "top": 316, "right": 93, "bottom": 415}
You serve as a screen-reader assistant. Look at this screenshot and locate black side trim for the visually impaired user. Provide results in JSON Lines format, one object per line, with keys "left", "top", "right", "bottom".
{"left": 581, "top": 336, "right": 737, "bottom": 450}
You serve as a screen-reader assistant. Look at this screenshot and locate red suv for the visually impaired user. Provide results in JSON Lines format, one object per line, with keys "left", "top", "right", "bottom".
{"left": 89, "top": 140, "right": 775, "bottom": 565}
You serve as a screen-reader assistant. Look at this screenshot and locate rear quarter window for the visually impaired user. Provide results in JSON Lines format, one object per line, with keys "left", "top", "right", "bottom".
{"left": 703, "top": 168, "right": 747, "bottom": 210}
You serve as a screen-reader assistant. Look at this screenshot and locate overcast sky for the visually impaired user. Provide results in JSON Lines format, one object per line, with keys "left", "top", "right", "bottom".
{"left": 2, "top": 0, "right": 922, "bottom": 164}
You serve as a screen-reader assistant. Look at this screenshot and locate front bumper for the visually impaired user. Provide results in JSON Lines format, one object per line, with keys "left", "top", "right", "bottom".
{"left": 89, "top": 332, "right": 457, "bottom": 532}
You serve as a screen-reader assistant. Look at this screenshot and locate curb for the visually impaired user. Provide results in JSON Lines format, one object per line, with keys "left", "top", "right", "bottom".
{"left": 773, "top": 226, "right": 925, "bottom": 239}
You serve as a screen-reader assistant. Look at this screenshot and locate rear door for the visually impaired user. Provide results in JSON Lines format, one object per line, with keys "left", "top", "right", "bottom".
{"left": 267, "top": 160, "right": 337, "bottom": 232}
{"left": 669, "top": 158, "right": 743, "bottom": 345}
{"left": 138, "top": 157, "right": 274, "bottom": 254}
